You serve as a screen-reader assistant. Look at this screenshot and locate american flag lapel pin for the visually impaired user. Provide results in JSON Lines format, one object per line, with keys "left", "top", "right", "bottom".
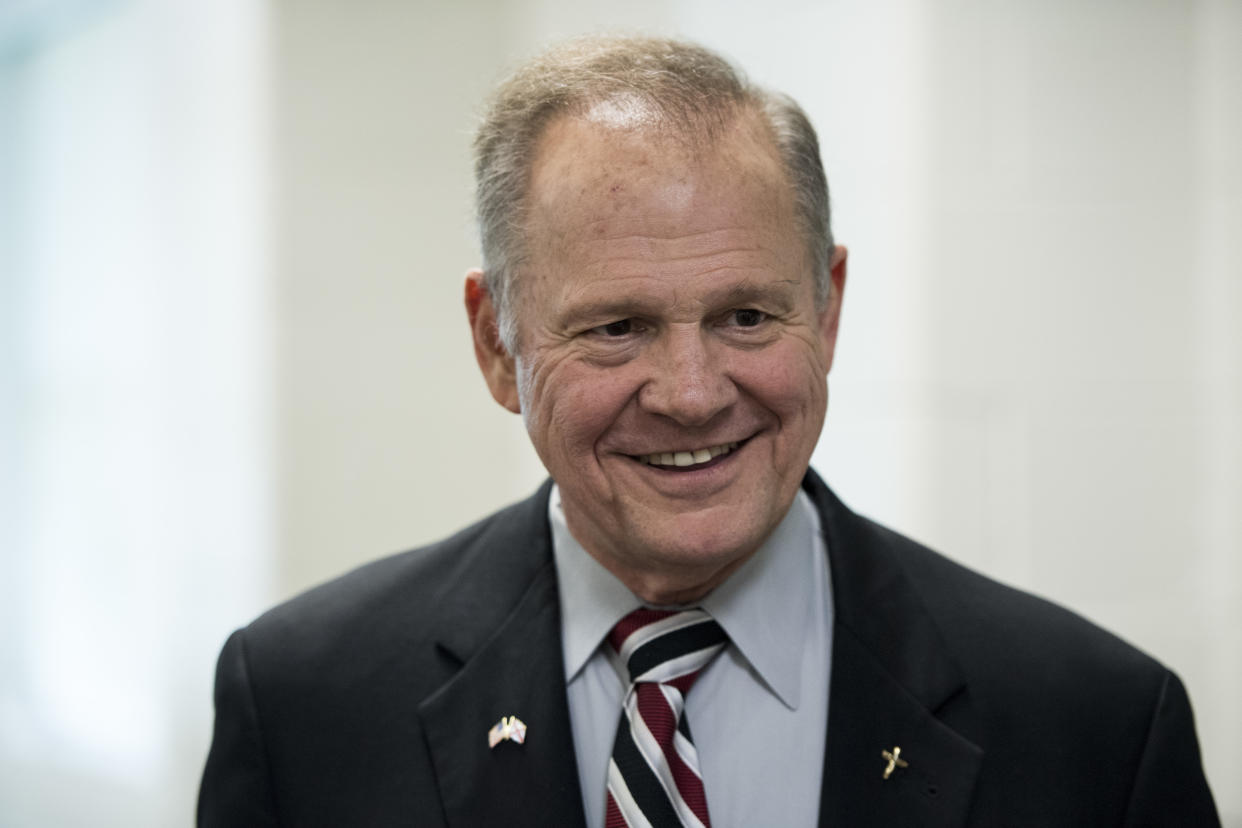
{"left": 488, "top": 715, "right": 528, "bottom": 748}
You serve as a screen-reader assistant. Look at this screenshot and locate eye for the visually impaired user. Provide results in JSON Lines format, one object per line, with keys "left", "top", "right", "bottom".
{"left": 730, "top": 308, "right": 767, "bottom": 327}
{"left": 590, "top": 319, "right": 638, "bottom": 337}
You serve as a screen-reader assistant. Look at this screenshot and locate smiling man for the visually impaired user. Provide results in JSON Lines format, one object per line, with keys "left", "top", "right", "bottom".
{"left": 199, "top": 37, "right": 1218, "bottom": 827}
{"left": 468, "top": 103, "right": 843, "bottom": 608}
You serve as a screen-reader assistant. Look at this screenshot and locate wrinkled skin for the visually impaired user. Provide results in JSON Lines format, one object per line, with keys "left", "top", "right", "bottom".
{"left": 467, "top": 110, "right": 847, "bottom": 604}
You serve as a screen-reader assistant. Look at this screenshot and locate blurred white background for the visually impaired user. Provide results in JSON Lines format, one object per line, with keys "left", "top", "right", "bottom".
{"left": 1, "top": 0, "right": 1238, "bottom": 824}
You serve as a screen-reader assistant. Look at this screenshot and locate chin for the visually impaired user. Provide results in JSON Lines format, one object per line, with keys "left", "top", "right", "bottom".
{"left": 634, "top": 514, "right": 769, "bottom": 572}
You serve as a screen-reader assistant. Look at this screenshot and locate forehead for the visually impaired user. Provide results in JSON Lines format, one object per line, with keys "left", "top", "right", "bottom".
{"left": 524, "top": 109, "right": 795, "bottom": 250}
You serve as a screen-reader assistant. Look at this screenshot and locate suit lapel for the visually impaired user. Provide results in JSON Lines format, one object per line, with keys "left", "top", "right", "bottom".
{"left": 806, "top": 473, "right": 983, "bottom": 827}
{"left": 418, "top": 561, "right": 587, "bottom": 828}
{"left": 416, "top": 482, "right": 587, "bottom": 828}
{"left": 819, "top": 626, "right": 982, "bottom": 827}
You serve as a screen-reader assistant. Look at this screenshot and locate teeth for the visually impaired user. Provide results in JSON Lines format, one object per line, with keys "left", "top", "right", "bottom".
{"left": 637, "top": 441, "right": 740, "bottom": 467}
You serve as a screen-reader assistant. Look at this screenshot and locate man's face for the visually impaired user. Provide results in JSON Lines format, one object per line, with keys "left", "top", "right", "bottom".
{"left": 469, "top": 111, "right": 845, "bottom": 603}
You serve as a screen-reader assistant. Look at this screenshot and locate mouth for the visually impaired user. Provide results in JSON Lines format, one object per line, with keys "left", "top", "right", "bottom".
{"left": 630, "top": 440, "right": 743, "bottom": 471}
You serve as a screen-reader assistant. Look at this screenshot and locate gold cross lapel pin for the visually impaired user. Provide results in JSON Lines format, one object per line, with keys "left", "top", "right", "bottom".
{"left": 488, "top": 715, "right": 528, "bottom": 748}
{"left": 880, "top": 746, "right": 909, "bottom": 779}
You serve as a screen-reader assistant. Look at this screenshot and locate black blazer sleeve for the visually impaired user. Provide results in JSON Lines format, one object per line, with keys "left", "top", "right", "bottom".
{"left": 1124, "top": 669, "right": 1219, "bottom": 827}
{"left": 198, "top": 629, "right": 281, "bottom": 827}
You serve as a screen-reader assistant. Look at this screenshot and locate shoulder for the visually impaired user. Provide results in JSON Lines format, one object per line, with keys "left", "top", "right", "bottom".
{"left": 233, "top": 481, "right": 555, "bottom": 691}
{"left": 199, "top": 486, "right": 559, "bottom": 823}
{"left": 883, "top": 517, "right": 1166, "bottom": 693}
{"left": 806, "top": 473, "right": 1222, "bottom": 819}
{"left": 819, "top": 491, "right": 1217, "bottom": 821}
{"left": 806, "top": 471, "right": 1171, "bottom": 719}
{"left": 809, "top": 471, "right": 1163, "bottom": 675}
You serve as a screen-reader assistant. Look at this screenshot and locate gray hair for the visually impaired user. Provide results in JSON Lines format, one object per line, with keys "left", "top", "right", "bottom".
{"left": 473, "top": 35, "right": 834, "bottom": 351}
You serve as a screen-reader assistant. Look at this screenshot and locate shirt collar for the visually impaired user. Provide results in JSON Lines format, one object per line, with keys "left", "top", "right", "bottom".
{"left": 549, "top": 486, "right": 642, "bottom": 686}
{"left": 550, "top": 485, "right": 826, "bottom": 711}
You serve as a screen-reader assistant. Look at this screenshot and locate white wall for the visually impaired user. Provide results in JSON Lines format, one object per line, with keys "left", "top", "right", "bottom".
{"left": 269, "top": 0, "right": 543, "bottom": 595}
{"left": 3, "top": 0, "right": 1237, "bottom": 823}
{"left": 0, "top": 1, "right": 271, "bottom": 824}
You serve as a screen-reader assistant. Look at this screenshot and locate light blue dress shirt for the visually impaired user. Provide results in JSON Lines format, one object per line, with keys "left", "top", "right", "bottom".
{"left": 550, "top": 486, "right": 835, "bottom": 828}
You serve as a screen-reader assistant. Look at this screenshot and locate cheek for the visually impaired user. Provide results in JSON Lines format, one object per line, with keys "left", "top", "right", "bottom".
{"left": 525, "top": 359, "right": 640, "bottom": 455}
{"left": 731, "top": 345, "right": 828, "bottom": 417}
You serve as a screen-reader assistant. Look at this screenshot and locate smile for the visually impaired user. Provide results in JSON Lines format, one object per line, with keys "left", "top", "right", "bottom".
{"left": 633, "top": 441, "right": 740, "bottom": 468}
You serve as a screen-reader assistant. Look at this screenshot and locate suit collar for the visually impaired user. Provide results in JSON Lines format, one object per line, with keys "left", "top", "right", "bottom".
{"left": 804, "top": 470, "right": 983, "bottom": 827}
{"left": 432, "top": 479, "right": 557, "bottom": 664}
{"left": 808, "top": 471, "right": 964, "bottom": 711}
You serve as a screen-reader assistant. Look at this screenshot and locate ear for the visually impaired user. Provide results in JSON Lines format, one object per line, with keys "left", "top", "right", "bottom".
{"left": 464, "top": 269, "right": 521, "bottom": 413}
{"left": 817, "top": 245, "right": 848, "bottom": 372}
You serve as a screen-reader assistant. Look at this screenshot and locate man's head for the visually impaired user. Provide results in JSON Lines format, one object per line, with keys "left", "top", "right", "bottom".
{"left": 465, "top": 36, "right": 847, "bottom": 604}
{"left": 472, "top": 36, "right": 836, "bottom": 352}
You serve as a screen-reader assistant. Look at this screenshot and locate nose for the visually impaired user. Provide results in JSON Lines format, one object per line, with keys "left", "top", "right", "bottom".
{"left": 638, "top": 325, "right": 736, "bottom": 426}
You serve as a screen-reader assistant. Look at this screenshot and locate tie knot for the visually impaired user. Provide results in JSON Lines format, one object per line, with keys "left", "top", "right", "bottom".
{"left": 608, "top": 608, "right": 727, "bottom": 690}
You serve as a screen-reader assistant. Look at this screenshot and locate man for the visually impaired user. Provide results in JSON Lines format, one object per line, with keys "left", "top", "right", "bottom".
{"left": 199, "top": 37, "right": 1219, "bottom": 826}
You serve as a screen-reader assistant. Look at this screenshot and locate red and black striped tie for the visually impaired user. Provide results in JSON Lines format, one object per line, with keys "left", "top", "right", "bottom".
{"left": 605, "top": 608, "right": 728, "bottom": 828}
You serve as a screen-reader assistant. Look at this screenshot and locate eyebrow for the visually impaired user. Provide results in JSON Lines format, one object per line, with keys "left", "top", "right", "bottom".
{"left": 708, "top": 280, "right": 803, "bottom": 310}
{"left": 556, "top": 296, "right": 665, "bottom": 330}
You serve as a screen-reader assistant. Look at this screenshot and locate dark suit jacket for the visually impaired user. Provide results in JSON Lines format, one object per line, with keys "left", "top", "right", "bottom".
{"left": 199, "top": 472, "right": 1219, "bottom": 826}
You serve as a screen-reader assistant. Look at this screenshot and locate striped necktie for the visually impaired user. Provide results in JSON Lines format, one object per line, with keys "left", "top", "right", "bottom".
{"left": 605, "top": 608, "right": 728, "bottom": 828}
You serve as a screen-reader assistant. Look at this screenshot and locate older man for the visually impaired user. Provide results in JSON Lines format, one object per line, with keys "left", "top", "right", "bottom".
{"left": 199, "top": 37, "right": 1218, "bottom": 827}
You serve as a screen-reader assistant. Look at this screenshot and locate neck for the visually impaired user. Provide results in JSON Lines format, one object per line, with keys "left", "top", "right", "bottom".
{"left": 585, "top": 545, "right": 754, "bottom": 606}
